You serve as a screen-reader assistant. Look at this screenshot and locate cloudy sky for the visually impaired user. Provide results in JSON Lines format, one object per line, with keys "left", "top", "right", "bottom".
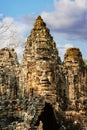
{"left": 0, "top": 0, "right": 87, "bottom": 61}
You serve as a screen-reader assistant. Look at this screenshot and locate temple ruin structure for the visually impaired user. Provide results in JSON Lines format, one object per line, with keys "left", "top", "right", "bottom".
{"left": 0, "top": 16, "right": 87, "bottom": 130}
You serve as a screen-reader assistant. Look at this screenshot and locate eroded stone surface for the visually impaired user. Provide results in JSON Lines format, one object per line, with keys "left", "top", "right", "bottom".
{"left": 63, "top": 48, "right": 87, "bottom": 129}
{"left": 64, "top": 48, "right": 87, "bottom": 108}
{"left": 19, "top": 16, "right": 60, "bottom": 103}
{"left": 0, "top": 16, "right": 86, "bottom": 130}
{"left": 0, "top": 48, "right": 19, "bottom": 100}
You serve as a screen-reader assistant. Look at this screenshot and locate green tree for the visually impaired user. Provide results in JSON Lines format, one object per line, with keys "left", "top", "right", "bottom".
{"left": 83, "top": 59, "right": 87, "bottom": 68}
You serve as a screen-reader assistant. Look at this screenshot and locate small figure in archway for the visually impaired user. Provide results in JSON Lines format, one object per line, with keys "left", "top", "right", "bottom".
{"left": 37, "top": 120, "right": 43, "bottom": 130}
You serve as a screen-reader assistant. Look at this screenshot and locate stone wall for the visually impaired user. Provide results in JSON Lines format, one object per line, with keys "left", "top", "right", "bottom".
{"left": 0, "top": 48, "right": 19, "bottom": 100}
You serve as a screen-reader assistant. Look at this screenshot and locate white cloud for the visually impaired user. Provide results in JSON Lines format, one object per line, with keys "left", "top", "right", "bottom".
{"left": 21, "top": 15, "right": 35, "bottom": 26}
{"left": 0, "top": 16, "right": 28, "bottom": 62}
{"left": 57, "top": 43, "right": 73, "bottom": 60}
{"left": 0, "top": 4, "right": 86, "bottom": 62}
{"left": 41, "top": 0, "right": 87, "bottom": 39}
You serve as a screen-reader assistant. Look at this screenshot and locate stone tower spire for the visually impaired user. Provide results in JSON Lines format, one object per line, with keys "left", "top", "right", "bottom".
{"left": 64, "top": 48, "right": 85, "bottom": 109}
{"left": 34, "top": 16, "right": 46, "bottom": 29}
{"left": 19, "top": 16, "right": 60, "bottom": 102}
{"left": 0, "top": 16, "right": 87, "bottom": 130}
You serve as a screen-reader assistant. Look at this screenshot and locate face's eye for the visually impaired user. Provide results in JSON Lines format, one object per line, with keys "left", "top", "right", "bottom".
{"left": 37, "top": 70, "right": 42, "bottom": 76}
{"left": 46, "top": 71, "right": 52, "bottom": 76}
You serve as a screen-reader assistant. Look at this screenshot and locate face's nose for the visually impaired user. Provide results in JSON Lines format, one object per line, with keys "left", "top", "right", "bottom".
{"left": 41, "top": 71, "right": 48, "bottom": 80}
{"left": 40, "top": 71, "right": 50, "bottom": 84}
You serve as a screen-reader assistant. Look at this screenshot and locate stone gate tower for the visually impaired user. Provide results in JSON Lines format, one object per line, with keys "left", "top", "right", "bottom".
{"left": 0, "top": 16, "right": 86, "bottom": 130}
{"left": 19, "top": 16, "right": 61, "bottom": 129}
{"left": 19, "top": 16, "right": 60, "bottom": 103}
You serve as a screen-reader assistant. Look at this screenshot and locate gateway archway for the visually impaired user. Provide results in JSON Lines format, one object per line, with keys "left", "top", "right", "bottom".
{"left": 35, "top": 103, "right": 60, "bottom": 130}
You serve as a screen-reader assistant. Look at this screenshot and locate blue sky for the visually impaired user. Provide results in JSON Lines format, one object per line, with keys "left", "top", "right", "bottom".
{"left": 0, "top": 0, "right": 54, "bottom": 17}
{"left": 0, "top": 0, "right": 87, "bottom": 61}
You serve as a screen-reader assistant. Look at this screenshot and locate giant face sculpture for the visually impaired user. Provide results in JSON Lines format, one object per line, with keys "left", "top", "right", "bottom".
{"left": 28, "top": 61, "right": 56, "bottom": 96}
{"left": 34, "top": 67, "right": 53, "bottom": 87}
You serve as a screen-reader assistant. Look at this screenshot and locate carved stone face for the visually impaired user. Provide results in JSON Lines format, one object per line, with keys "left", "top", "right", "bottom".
{"left": 29, "top": 61, "right": 55, "bottom": 92}
{"left": 35, "top": 69, "right": 53, "bottom": 86}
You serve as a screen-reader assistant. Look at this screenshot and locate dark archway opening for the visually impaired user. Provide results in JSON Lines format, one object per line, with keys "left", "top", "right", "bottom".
{"left": 35, "top": 103, "right": 60, "bottom": 130}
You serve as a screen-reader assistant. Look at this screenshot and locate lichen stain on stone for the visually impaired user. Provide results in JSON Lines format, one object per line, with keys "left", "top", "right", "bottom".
{"left": 0, "top": 16, "right": 86, "bottom": 130}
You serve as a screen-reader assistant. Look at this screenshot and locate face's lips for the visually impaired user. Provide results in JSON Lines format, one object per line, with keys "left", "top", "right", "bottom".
{"left": 40, "top": 80, "right": 51, "bottom": 85}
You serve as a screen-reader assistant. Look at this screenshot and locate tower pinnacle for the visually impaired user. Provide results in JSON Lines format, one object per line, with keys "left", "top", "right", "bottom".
{"left": 34, "top": 15, "right": 46, "bottom": 29}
